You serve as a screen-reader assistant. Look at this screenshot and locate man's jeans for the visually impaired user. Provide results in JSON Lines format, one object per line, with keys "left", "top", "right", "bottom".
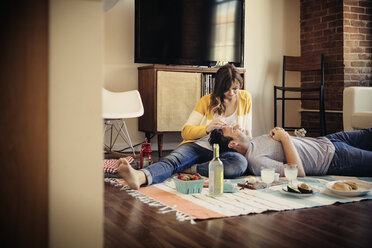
{"left": 143, "top": 142, "right": 247, "bottom": 185}
{"left": 326, "top": 128, "right": 372, "bottom": 176}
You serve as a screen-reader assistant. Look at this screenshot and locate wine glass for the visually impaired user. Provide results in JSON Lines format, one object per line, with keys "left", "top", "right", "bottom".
{"left": 284, "top": 164, "right": 298, "bottom": 185}
{"left": 261, "top": 166, "right": 275, "bottom": 189}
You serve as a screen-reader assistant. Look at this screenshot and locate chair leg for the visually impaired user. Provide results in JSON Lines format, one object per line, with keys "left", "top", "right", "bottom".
{"left": 103, "top": 119, "right": 136, "bottom": 156}
{"left": 103, "top": 121, "right": 109, "bottom": 141}
{"left": 320, "top": 85, "right": 326, "bottom": 136}
{"left": 322, "top": 97, "right": 326, "bottom": 135}
{"left": 103, "top": 121, "right": 115, "bottom": 151}
{"left": 117, "top": 120, "right": 136, "bottom": 156}
{"left": 323, "top": 109, "right": 326, "bottom": 135}
{"left": 319, "top": 90, "right": 322, "bottom": 136}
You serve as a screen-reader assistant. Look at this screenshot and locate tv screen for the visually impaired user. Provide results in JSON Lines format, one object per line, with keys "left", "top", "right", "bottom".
{"left": 135, "top": 0, "right": 244, "bottom": 67}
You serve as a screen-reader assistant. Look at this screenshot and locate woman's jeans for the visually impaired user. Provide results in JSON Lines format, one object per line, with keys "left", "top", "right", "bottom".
{"left": 143, "top": 142, "right": 247, "bottom": 185}
{"left": 326, "top": 128, "right": 372, "bottom": 176}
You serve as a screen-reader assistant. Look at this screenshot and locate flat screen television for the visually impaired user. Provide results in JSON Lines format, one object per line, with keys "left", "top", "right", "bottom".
{"left": 135, "top": 0, "right": 244, "bottom": 67}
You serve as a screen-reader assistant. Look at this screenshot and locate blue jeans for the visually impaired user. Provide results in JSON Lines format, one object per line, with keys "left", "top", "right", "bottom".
{"left": 326, "top": 128, "right": 372, "bottom": 176}
{"left": 143, "top": 142, "right": 247, "bottom": 185}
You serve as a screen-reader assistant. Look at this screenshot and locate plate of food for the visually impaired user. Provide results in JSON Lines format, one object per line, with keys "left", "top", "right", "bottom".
{"left": 326, "top": 180, "right": 372, "bottom": 197}
{"left": 281, "top": 183, "right": 319, "bottom": 197}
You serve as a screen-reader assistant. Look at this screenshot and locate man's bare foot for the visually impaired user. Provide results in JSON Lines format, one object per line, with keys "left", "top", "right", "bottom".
{"left": 116, "top": 158, "right": 147, "bottom": 190}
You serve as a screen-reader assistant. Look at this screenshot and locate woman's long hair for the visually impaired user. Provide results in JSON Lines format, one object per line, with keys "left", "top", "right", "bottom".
{"left": 208, "top": 63, "right": 243, "bottom": 115}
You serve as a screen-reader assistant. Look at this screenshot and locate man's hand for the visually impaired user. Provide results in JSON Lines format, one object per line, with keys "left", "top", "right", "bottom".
{"left": 270, "top": 127, "right": 289, "bottom": 141}
{"left": 270, "top": 127, "right": 306, "bottom": 177}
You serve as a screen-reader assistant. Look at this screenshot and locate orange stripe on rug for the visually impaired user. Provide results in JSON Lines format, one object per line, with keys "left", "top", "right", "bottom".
{"left": 138, "top": 186, "right": 226, "bottom": 219}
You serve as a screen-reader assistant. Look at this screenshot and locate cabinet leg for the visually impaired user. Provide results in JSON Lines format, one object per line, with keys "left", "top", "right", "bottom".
{"left": 145, "top": 132, "right": 152, "bottom": 143}
{"left": 157, "top": 133, "right": 163, "bottom": 157}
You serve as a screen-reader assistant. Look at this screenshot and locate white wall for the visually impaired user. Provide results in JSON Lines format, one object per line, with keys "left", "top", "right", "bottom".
{"left": 104, "top": 0, "right": 301, "bottom": 151}
{"left": 245, "top": 0, "right": 301, "bottom": 135}
{"left": 49, "top": 0, "right": 103, "bottom": 247}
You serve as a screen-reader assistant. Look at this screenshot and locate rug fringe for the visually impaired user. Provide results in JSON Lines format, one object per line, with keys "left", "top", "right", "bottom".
{"left": 176, "top": 211, "right": 196, "bottom": 224}
{"left": 105, "top": 178, "right": 196, "bottom": 224}
{"left": 104, "top": 178, "right": 129, "bottom": 188}
{"left": 127, "top": 189, "right": 196, "bottom": 224}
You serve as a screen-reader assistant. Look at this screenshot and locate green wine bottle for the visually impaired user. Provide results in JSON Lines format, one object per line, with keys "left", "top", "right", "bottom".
{"left": 209, "top": 143, "right": 224, "bottom": 196}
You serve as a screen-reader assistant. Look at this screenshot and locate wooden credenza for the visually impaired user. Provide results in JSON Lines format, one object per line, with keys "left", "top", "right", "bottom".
{"left": 138, "top": 65, "right": 245, "bottom": 156}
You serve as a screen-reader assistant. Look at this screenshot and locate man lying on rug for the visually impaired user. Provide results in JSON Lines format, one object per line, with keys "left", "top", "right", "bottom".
{"left": 208, "top": 126, "right": 372, "bottom": 177}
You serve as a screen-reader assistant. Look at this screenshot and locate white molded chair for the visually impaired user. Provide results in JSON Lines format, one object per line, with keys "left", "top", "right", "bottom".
{"left": 343, "top": 87, "right": 372, "bottom": 131}
{"left": 102, "top": 88, "right": 144, "bottom": 155}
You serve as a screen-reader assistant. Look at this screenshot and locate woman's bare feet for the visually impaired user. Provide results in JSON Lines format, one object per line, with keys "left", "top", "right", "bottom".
{"left": 181, "top": 164, "right": 196, "bottom": 174}
{"left": 116, "top": 158, "right": 147, "bottom": 190}
{"left": 181, "top": 167, "right": 192, "bottom": 174}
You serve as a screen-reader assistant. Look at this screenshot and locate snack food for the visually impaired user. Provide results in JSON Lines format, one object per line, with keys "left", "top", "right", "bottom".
{"left": 344, "top": 181, "right": 359, "bottom": 190}
{"left": 287, "top": 185, "right": 301, "bottom": 193}
{"left": 298, "top": 183, "right": 313, "bottom": 193}
{"left": 332, "top": 182, "right": 352, "bottom": 192}
{"left": 238, "top": 177, "right": 288, "bottom": 190}
{"left": 177, "top": 173, "right": 202, "bottom": 181}
{"left": 247, "top": 176, "right": 257, "bottom": 184}
{"left": 284, "top": 183, "right": 313, "bottom": 194}
{"left": 238, "top": 182, "right": 257, "bottom": 189}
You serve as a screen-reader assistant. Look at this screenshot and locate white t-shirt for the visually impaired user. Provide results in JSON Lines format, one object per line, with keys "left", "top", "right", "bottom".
{"left": 195, "top": 106, "right": 238, "bottom": 150}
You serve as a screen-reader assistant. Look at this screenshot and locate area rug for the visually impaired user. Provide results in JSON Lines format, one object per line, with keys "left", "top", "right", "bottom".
{"left": 105, "top": 176, "right": 372, "bottom": 224}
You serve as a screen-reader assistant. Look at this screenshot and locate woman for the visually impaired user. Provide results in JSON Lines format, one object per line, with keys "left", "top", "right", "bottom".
{"left": 116, "top": 64, "right": 252, "bottom": 189}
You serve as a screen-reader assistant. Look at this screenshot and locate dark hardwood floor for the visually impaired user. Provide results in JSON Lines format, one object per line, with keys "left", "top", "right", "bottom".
{"left": 104, "top": 151, "right": 372, "bottom": 248}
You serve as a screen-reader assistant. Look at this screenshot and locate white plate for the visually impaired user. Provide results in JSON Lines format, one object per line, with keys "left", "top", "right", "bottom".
{"left": 326, "top": 180, "right": 372, "bottom": 197}
{"left": 281, "top": 186, "right": 319, "bottom": 197}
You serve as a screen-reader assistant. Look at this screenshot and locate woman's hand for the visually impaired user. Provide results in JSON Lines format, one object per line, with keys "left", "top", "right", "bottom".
{"left": 206, "top": 118, "right": 227, "bottom": 133}
{"left": 270, "top": 127, "right": 289, "bottom": 141}
{"left": 239, "top": 127, "right": 250, "bottom": 136}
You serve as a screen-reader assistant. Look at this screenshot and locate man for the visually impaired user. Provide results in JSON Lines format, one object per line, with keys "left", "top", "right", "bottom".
{"left": 209, "top": 126, "right": 372, "bottom": 177}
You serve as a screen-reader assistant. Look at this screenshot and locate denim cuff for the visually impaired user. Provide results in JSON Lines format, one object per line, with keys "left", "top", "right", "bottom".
{"left": 141, "top": 168, "right": 152, "bottom": 185}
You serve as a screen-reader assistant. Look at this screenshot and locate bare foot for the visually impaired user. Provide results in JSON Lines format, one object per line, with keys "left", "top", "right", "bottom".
{"left": 181, "top": 167, "right": 192, "bottom": 174}
{"left": 181, "top": 164, "right": 196, "bottom": 174}
{"left": 116, "top": 158, "right": 146, "bottom": 190}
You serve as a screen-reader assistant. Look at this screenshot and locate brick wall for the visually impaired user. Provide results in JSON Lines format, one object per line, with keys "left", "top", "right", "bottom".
{"left": 343, "top": 0, "right": 372, "bottom": 87}
{"left": 300, "top": 0, "right": 372, "bottom": 135}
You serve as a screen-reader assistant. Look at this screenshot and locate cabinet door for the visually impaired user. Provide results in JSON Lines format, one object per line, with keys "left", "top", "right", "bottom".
{"left": 157, "top": 71, "right": 201, "bottom": 132}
